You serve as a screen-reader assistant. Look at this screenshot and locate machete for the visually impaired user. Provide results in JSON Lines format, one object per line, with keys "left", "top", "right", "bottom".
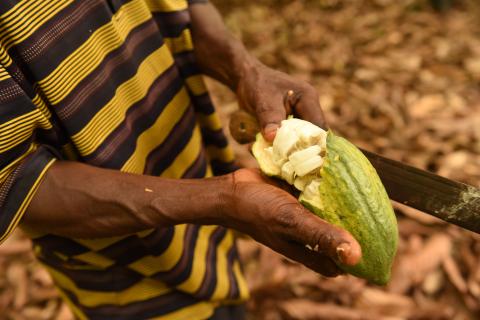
{"left": 229, "top": 109, "right": 480, "bottom": 234}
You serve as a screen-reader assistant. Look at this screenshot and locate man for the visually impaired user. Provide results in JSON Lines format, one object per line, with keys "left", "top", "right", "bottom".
{"left": 0, "top": 0, "right": 361, "bottom": 319}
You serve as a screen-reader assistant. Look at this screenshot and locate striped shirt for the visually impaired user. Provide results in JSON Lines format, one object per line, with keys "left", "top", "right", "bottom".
{"left": 0, "top": 0, "right": 249, "bottom": 319}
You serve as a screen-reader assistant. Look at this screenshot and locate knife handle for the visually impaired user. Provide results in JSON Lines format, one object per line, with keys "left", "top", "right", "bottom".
{"left": 228, "top": 109, "right": 261, "bottom": 144}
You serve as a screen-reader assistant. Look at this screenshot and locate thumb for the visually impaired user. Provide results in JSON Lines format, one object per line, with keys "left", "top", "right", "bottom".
{"left": 256, "top": 102, "right": 286, "bottom": 142}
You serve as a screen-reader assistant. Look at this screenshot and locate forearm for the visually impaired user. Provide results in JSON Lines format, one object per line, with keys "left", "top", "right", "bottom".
{"left": 24, "top": 161, "right": 230, "bottom": 238}
{"left": 189, "top": 2, "right": 258, "bottom": 90}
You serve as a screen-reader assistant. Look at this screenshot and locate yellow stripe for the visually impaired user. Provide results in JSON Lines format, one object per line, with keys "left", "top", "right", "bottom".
{"left": 232, "top": 260, "right": 250, "bottom": 300}
{"left": 160, "top": 125, "right": 202, "bottom": 179}
{"left": 74, "top": 235, "right": 128, "bottom": 251}
{"left": 0, "top": 130, "right": 32, "bottom": 154}
{"left": 0, "top": 114, "right": 48, "bottom": 143}
{"left": 196, "top": 112, "right": 223, "bottom": 131}
{"left": 70, "top": 229, "right": 156, "bottom": 252}
{"left": 137, "top": 228, "right": 156, "bottom": 238}
{"left": 0, "top": 112, "right": 52, "bottom": 154}
{"left": 205, "top": 163, "right": 213, "bottom": 178}
{"left": 128, "top": 224, "right": 187, "bottom": 276}
{"left": 164, "top": 28, "right": 193, "bottom": 54}
{"left": 206, "top": 145, "right": 235, "bottom": 163}
{"left": 0, "top": 158, "right": 56, "bottom": 244}
{"left": 38, "top": 0, "right": 152, "bottom": 104}
{"left": 211, "top": 231, "right": 233, "bottom": 300}
{"left": 0, "top": 66, "right": 9, "bottom": 81}
{"left": 121, "top": 89, "right": 190, "bottom": 173}
{"left": 0, "top": 44, "right": 12, "bottom": 67}
{"left": 0, "top": 110, "right": 38, "bottom": 132}
{"left": 32, "top": 94, "right": 52, "bottom": 119}
{"left": 0, "top": 1, "right": 73, "bottom": 50}
{"left": 71, "top": 44, "right": 174, "bottom": 155}
{"left": 150, "top": 302, "right": 216, "bottom": 320}
{"left": 0, "top": 109, "right": 51, "bottom": 135}
{"left": 43, "top": 264, "right": 170, "bottom": 308}
{"left": 0, "top": 143, "right": 36, "bottom": 184}
{"left": 0, "top": 0, "right": 54, "bottom": 31}
{"left": 177, "top": 225, "right": 217, "bottom": 292}
{"left": 144, "top": 0, "right": 188, "bottom": 12}
{"left": 73, "top": 252, "right": 115, "bottom": 269}
{"left": 185, "top": 75, "right": 208, "bottom": 96}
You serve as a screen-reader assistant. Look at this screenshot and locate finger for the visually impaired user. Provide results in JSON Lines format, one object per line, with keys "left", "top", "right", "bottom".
{"left": 276, "top": 239, "right": 342, "bottom": 276}
{"left": 256, "top": 99, "right": 287, "bottom": 142}
{"left": 277, "top": 206, "right": 362, "bottom": 266}
{"left": 283, "top": 89, "right": 301, "bottom": 115}
{"left": 293, "top": 87, "right": 328, "bottom": 129}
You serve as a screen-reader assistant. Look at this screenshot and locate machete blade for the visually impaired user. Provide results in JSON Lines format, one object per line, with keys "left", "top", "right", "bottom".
{"left": 363, "top": 150, "right": 480, "bottom": 234}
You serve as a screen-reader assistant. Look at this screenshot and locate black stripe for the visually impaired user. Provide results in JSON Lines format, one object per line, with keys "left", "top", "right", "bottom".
{"left": 3, "top": 62, "right": 36, "bottom": 98}
{"left": 195, "top": 227, "right": 227, "bottom": 299}
{"left": 0, "top": 84, "right": 38, "bottom": 121}
{"left": 0, "top": 147, "right": 55, "bottom": 237}
{"left": 83, "top": 66, "right": 184, "bottom": 168}
{"left": 210, "top": 159, "right": 239, "bottom": 176}
{"left": 151, "top": 225, "right": 200, "bottom": 286}
{"left": 0, "top": 139, "right": 33, "bottom": 170}
{"left": 107, "top": 0, "right": 135, "bottom": 12}
{"left": 190, "top": 93, "right": 216, "bottom": 115}
{"left": 74, "top": 289, "right": 202, "bottom": 319}
{"left": 57, "top": 20, "right": 163, "bottom": 133}
{"left": 208, "top": 304, "right": 246, "bottom": 320}
{"left": 0, "top": 1, "right": 20, "bottom": 15}
{"left": 33, "top": 235, "right": 90, "bottom": 257}
{"left": 146, "top": 106, "right": 197, "bottom": 176}
{"left": 181, "top": 147, "right": 207, "bottom": 179}
{"left": 0, "top": 79, "right": 28, "bottom": 104}
{"left": 226, "top": 245, "right": 240, "bottom": 299}
{"left": 11, "top": 0, "right": 110, "bottom": 82}
{"left": 153, "top": 9, "right": 190, "bottom": 38}
{"left": 174, "top": 50, "right": 202, "bottom": 79}
{"left": 98, "top": 227, "right": 174, "bottom": 266}
{"left": 38, "top": 255, "right": 143, "bottom": 292}
{"left": 200, "top": 126, "right": 229, "bottom": 148}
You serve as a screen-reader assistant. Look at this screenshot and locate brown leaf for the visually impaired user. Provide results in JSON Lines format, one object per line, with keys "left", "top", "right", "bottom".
{"left": 281, "top": 299, "right": 366, "bottom": 320}
{"left": 442, "top": 256, "right": 468, "bottom": 294}
{"left": 389, "top": 233, "right": 452, "bottom": 294}
{"left": 355, "top": 288, "right": 415, "bottom": 318}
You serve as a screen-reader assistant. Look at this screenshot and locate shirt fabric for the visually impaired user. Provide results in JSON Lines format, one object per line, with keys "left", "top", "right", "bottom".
{"left": 0, "top": 0, "right": 249, "bottom": 319}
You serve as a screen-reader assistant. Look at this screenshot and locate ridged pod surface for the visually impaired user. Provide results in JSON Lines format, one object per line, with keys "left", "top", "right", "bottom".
{"left": 301, "top": 132, "right": 398, "bottom": 285}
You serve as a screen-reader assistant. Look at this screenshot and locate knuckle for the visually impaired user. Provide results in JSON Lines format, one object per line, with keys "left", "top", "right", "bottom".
{"left": 273, "top": 202, "right": 301, "bottom": 229}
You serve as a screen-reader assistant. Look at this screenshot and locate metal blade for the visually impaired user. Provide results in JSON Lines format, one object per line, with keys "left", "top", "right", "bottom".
{"left": 363, "top": 150, "right": 480, "bottom": 234}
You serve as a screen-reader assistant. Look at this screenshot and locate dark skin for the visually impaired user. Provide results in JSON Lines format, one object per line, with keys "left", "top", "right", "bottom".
{"left": 24, "top": 2, "right": 361, "bottom": 276}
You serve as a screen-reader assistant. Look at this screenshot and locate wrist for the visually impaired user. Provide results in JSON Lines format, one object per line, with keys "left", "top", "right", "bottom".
{"left": 227, "top": 44, "right": 259, "bottom": 91}
{"left": 147, "top": 174, "right": 234, "bottom": 226}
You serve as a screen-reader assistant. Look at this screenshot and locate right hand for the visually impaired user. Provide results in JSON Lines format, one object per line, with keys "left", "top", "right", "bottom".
{"left": 223, "top": 168, "right": 362, "bottom": 277}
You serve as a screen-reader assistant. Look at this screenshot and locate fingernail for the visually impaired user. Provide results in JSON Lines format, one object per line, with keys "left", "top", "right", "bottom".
{"left": 264, "top": 124, "right": 279, "bottom": 140}
{"left": 336, "top": 243, "right": 351, "bottom": 264}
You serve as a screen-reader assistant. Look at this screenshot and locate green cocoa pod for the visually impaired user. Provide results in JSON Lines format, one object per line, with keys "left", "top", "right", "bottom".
{"left": 252, "top": 118, "right": 398, "bottom": 285}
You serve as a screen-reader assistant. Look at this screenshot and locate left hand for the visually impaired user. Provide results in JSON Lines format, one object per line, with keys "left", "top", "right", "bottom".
{"left": 236, "top": 60, "right": 327, "bottom": 142}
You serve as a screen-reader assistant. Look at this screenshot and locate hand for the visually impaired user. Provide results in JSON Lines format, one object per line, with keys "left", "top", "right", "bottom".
{"left": 236, "top": 60, "right": 327, "bottom": 142}
{"left": 223, "top": 168, "right": 362, "bottom": 276}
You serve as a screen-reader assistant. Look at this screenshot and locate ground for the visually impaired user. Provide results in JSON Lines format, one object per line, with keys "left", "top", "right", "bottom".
{"left": 1, "top": 0, "right": 480, "bottom": 319}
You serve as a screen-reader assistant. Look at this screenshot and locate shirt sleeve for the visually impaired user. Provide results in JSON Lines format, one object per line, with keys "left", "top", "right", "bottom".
{"left": 0, "top": 64, "right": 58, "bottom": 244}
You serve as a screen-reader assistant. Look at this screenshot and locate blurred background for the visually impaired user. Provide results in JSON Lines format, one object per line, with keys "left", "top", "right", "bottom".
{"left": 1, "top": 0, "right": 480, "bottom": 319}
